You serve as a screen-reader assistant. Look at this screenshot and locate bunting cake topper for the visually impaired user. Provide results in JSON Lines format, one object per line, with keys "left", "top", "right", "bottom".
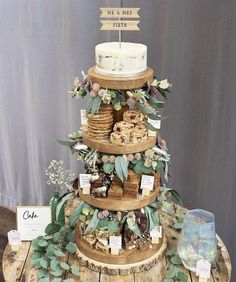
{"left": 100, "top": 7, "right": 140, "bottom": 47}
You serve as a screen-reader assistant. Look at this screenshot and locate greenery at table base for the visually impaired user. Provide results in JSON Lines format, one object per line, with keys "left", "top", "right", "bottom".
{"left": 31, "top": 183, "right": 187, "bottom": 282}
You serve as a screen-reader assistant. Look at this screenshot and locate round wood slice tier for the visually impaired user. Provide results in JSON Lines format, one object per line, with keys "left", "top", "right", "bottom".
{"left": 79, "top": 185, "right": 159, "bottom": 211}
{"left": 76, "top": 226, "right": 167, "bottom": 265}
{"left": 87, "top": 67, "right": 154, "bottom": 90}
{"left": 83, "top": 131, "right": 156, "bottom": 154}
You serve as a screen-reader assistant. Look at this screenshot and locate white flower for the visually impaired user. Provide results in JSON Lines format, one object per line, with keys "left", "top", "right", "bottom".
{"left": 74, "top": 143, "right": 88, "bottom": 151}
{"left": 158, "top": 79, "right": 171, "bottom": 89}
{"left": 73, "top": 77, "right": 80, "bottom": 87}
{"left": 151, "top": 79, "right": 158, "bottom": 87}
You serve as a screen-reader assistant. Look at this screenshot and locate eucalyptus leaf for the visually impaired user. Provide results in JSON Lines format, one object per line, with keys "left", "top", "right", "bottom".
{"left": 38, "top": 269, "right": 50, "bottom": 279}
{"left": 32, "top": 251, "right": 42, "bottom": 259}
{"left": 98, "top": 217, "right": 109, "bottom": 229}
{"left": 32, "top": 239, "right": 41, "bottom": 251}
{"left": 171, "top": 255, "right": 182, "bottom": 265}
{"left": 114, "top": 156, "right": 124, "bottom": 182}
{"left": 169, "top": 189, "right": 183, "bottom": 205}
{"left": 133, "top": 161, "right": 154, "bottom": 174}
{"left": 66, "top": 242, "right": 77, "bottom": 254}
{"left": 147, "top": 95, "right": 165, "bottom": 108}
{"left": 38, "top": 240, "right": 48, "bottom": 248}
{"left": 50, "top": 259, "right": 59, "bottom": 271}
{"left": 176, "top": 271, "right": 188, "bottom": 282}
{"left": 85, "top": 209, "right": 99, "bottom": 233}
{"left": 56, "top": 193, "right": 73, "bottom": 222}
{"left": 56, "top": 139, "right": 77, "bottom": 147}
{"left": 157, "top": 87, "right": 168, "bottom": 99}
{"left": 45, "top": 223, "right": 61, "bottom": 235}
{"left": 60, "top": 262, "right": 70, "bottom": 270}
{"left": 103, "top": 162, "right": 115, "bottom": 174}
{"left": 147, "top": 113, "right": 162, "bottom": 120}
{"left": 86, "top": 97, "right": 94, "bottom": 114}
{"left": 69, "top": 201, "right": 85, "bottom": 227}
{"left": 172, "top": 222, "right": 183, "bottom": 229}
{"left": 91, "top": 96, "right": 102, "bottom": 114}
{"left": 145, "top": 121, "right": 159, "bottom": 132}
{"left": 39, "top": 259, "right": 48, "bottom": 270}
{"left": 163, "top": 279, "right": 173, "bottom": 282}
{"left": 51, "top": 269, "right": 63, "bottom": 277}
{"left": 166, "top": 248, "right": 177, "bottom": 256}
{"left": 54, "top": 250, "right": 65, "bottom": 257}
{"left": 137, "top": 103, "right": 155, "bottom": 115}
{"left": 107, "top": 220, "right": 118, "bottom": 233}
{"left": 70, "top": 264, "right": 80, "bottom": 276}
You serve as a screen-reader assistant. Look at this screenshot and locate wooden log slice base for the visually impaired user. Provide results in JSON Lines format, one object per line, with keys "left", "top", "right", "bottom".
{"left": 87, "top": 67, "right": 154, "bottom": 90}
{"left": 83, "top": 131, "right": 156, "bottom": 154}
{"left": 76, "top": 227, "right": 167, "bottom": 267}
{"left": 79, "top": 184, "right": 159, "bottom": 211}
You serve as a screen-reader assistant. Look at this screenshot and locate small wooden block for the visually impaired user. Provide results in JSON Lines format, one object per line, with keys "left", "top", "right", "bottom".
{"left": 111, "top": 248, "right": 120, "bottom": 255}
{"left": 199, "top": 278, "right": 208, "bottom": 282}
{"left": 142, "top": 188, "right": 151, "bottom": 196}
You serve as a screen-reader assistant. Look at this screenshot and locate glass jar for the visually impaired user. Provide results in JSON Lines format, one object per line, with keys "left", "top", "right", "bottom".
{"left": 177, "top": 209, "right": 217, "bottom": 272}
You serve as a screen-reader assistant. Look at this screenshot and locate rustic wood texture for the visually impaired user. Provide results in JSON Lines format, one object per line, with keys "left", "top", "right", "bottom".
{"left": 83, "top": 131, "right": 156, "bottom": 154}
{"left": 87, "top": 67, "right": 154, "bottom": 90}
{"left": 2, "top": 201, "right": 231, "bottom": 282}
{"left": 76, "top": 227, "right": 167, "bottom": 265}
{"left": 79, "top": 184, "right": 159, "bottom": 211}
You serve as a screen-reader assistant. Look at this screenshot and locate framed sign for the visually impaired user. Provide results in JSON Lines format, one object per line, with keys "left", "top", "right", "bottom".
{"left": 16, "top": 206, "right": 52, "bottom": 241}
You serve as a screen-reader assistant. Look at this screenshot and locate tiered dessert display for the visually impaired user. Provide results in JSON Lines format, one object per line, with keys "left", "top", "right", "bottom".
{"left": 61, "top": 41, "right": 172, "bottom": 271}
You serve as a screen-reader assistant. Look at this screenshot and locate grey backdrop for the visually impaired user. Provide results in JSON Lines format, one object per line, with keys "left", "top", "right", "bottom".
{"left": 0, "top": 0, "right": 235, "bottom": 280}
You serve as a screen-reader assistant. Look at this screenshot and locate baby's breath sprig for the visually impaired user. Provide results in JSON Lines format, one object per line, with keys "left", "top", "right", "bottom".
{"left": 45, "top": 160, "right": 75, "bottom": 192}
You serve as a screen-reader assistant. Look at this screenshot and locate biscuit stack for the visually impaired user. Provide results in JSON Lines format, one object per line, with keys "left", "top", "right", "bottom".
{"left": 87, "top": 104, "right": 113, "bottom": 140}
{"left": 110, "top": 110, "right": 148, "bottom": 145}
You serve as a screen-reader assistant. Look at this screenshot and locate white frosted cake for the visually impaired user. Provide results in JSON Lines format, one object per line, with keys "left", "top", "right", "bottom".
{"left": 95, "top": 42, "right": 147, "bottom": 77}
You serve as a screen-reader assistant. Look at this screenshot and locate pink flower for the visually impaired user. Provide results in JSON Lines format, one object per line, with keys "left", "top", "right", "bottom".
{"left": 102, "top": 210, "right": 109, "bottom": 218}
{"left": 134, "top": 153, "right": 142, "bottom": 160}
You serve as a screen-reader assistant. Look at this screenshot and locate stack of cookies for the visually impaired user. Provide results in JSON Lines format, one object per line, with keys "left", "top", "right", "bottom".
{"left": 87, "top": 104, "right": 113, "bottom": 140}
{"left": 110, "top": 110, "right": 148, "bottom": 145}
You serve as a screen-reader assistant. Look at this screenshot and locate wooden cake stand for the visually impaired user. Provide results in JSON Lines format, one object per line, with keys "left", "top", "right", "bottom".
{"left": 2, "top": 199, "right": 231, "bottom": 282}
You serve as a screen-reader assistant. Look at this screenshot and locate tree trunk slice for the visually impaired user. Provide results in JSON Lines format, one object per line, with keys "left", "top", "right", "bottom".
{"left": 87, "top": 67, "right": 154, "bottom": 90}
{"left": 83, "top": 131, "right": 156, "bottom": 154}
{"left": 76, "top": 226, "right": 167, "bottom": 265}
{"left": 76, "top": 234, "right": 167, "bottom": 272}
{"left": 79, "top": 184, "right": 159, "bottom": 211}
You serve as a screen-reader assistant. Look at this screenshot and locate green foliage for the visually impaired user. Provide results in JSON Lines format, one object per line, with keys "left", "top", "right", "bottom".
{"left": 107, "top": 220, "right": 119, "bottom": 233}
{"left": 133, "top": 160, "right": 154, "bottom": 174}
{"left": 45, "top": 223, "right": 61, "bottom": 235}
{"left": 90, "top": 96, "right": 102, "bottom": 114}
{"left": 164, "top": 247, "right": 187, "bottom": 282}
{"left": 137, "top": 103, "right": 155, "bottom": 115}
{"left": 56, "top": 139, "right": 77, "bottom": 147}
{"left": 114, "top": 155, "right": 128, "bottom": 182}
{"left": 70, "top": 264, "right": 80, "bottom": 276}
{"left": 65, "top": 242, "right": 77, "bottom": 254}
{"left": 103, "top": 162, "right": 115, "bottom": 174}
{"left": 145, "top": 121, "right": 159, "bottom": 132}
{"left": 69, "top": 201, "right": 85, "bottom": 227}
{"left": 147, "top": 95, "right": 165, "bottom": 108}
{"left": 85, "top": 209, "right": 99, "bottom": 233}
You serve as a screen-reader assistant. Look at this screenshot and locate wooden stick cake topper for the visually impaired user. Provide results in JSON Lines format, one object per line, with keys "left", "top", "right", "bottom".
{"left": 100, "top": 7, "right": 140, "bottom": 47}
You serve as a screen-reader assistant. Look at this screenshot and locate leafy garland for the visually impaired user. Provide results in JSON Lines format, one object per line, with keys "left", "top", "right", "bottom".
{"left": 57, "top": 133, "right": 170, "bottom": 182}
{"left": 71, "top": 74, "right": 172, "bottom": 122}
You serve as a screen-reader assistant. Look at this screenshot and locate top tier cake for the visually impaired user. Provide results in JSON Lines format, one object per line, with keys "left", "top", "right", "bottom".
{"left": 95, "top": 42, "right": 147, "bottom": 77}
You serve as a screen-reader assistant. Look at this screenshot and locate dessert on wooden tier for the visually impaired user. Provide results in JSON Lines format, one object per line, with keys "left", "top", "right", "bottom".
{"left": 59, "top": 40, "right": 171, "bottom": 268}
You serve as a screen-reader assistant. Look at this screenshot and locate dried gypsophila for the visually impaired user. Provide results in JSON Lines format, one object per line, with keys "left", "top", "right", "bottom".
{"left": 46, "top": 160, "right": 75, "bottom": 190}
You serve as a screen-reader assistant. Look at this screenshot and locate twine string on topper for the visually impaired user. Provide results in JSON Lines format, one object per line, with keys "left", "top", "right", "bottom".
{"left": 100, "top": 7, "right": 140, "bottom": 48}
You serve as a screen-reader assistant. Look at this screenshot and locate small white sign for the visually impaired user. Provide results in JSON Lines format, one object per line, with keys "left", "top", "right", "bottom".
{"left": 17, "top": 206, "right": 52, "bottom": 241}
{"left": 109, "top": 236, "right": 122, "bottom": 250}
{"left": 196, "top": 259, "right": 211, "bottom": 279}
{"left": 79, "top": 174, "right": 91, "bottom": 188}
{"left": 80, "top": 109, "right": 87, "bottom": 125}
{"left": 7, "top": 230, "right": 21, "bottom": 246}
{"left": 148, "top": 117, "right": 161, "bottom": 130}
{"left": 150, "top": 226, "right": 162, "bottom": 244}
{"left": 140, "top": 175, "right": 155, "bottom": 191}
